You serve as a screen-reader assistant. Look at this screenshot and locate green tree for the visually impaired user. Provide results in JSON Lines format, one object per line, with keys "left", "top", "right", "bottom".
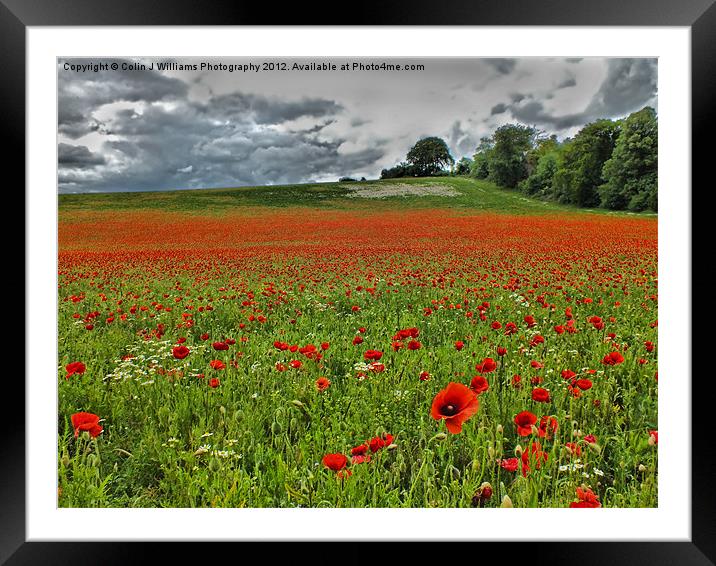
{"left": 380, "top": 161, "right": 418, "bottom": 179}
{"left": 406, "top": 137, "right": 454, "bottom": 176}
{"left": 470, "top": 137, "right": 493, "bottom": 179}
{"left": 520, "top": 147, "right": 562, "bottom": 196}
{"left": 453, "top": 157, "right": 473, "bottom": 176}
{"left": 487, "top": 124, "right": 537, "bottom": 188}
{"left": 551, "top": 119, "right": 620, "bottom": 207}
{"left": 599, "top": 107, "right": 658, "bottom": 211}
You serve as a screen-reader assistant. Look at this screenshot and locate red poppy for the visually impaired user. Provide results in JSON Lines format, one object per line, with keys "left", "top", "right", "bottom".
{"left": 419, "top": 371, "right": 431, "bottom": 381}
{"left": 575, "top": 379, "right": 593, "bottom": 390}
{"left": 289, "top": 360, "right": 302, "bottom": 369}
{"left": 531, "top": 387, "right": 551, "bottom": 403}
{"left": 538, "top": 415, "right": 558, "bottom": 439}
{"left": 364, "top": 350, "right": 383, "bottom": 361}
{"left": 504, "top": 322, "right": 518, "bottom": 335}
{"left": 565, "top": 442, "right": 582, "bottom": 456}
{"left": 500, "top": 458, "right": 519, "bottom": 472}
{"left": 569, "top": 487, "right": 601, "bottom": 508}
{"left": 321, "top": 342, "right": 330, "bottom": 351}
{"left": 407, "top": 340, "right": 421, "bottom": 350}
{"left": 65, "top": 361, "right": 86, "bottom": 379}
{"left": 521, "top": 441, "right": 548, "bottom": 477}
{"left": 649, "top": 430, "right": 658, "bottom": 445}
{"left": 322, "top": 453, "right": 348, "bottom": 471}
{"left": 514, "top": 410, "right": 537, "bottom": 436}
{"left": 561, "top": 369, "right": 577, "bottom": 382}
{"left": 172, "top": 345, "right": 190, "bottom": 360}
{"left": 351, "top": 444, "right": 368, "bottom": 456}
{"left": 369, "top": 436, "right": 386, "bottom": 452}
{"left": 475, "top": 357, "right": 497, "bottom": 373}
{"left": 209, "top": 360, "right": 226, "bottom": 370}
{"left": 496, "top": 346, "right": 507, "bottom": 357}
{"left": 602, "top": 351, "right": 625, "bottom": 365}
{"left": 583, "top": 434, "right": 597, "bottom": 444}
{"left": 208, "top": 377, "right": 220, "bottom": 388}
{"left": 454, "top": 340, "right": 465, "bottom": 351}
{"left": 71, "top": 412, "right": 103, "bottom": 438}
{"left": 430, "top": 382, "right": 479, "bottom": 434}
{"left": 470, "top": 375, "right": 489, "bottom": 394}
{"left": 212, "top": 341, "right": 229, "bottom": 351}
{"left": 316, "top": 376, "right": 331, "bottom": 391}
{"left": 200, "top": 333, "right": 210, "bottom": 340}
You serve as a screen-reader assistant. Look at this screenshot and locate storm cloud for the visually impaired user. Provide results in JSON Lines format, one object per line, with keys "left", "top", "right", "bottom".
{"left": 57, "top": 57, "right": 657, "bottom": 193}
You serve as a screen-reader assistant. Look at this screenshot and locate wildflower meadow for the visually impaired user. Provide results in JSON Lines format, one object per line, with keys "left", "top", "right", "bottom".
{"left": 58, "top": 177, "right": 658, "bottom": 508}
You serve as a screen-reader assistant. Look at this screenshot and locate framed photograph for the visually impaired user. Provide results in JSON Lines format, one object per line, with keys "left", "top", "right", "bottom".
{"left": 11, "top": 0, "right": 710, "bottom": 563}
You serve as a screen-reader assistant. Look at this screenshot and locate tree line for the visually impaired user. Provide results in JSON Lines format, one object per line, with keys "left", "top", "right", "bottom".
{"left": 380, "top": 106, "right": 657, "bottom": 212}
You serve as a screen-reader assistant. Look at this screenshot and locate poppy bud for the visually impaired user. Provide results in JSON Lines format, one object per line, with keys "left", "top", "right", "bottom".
{"left": 514, "top": 444, "right": 523, "bottom": 456}
{"left": 488, "top": 446, "right": 495, "bottom": 459}
{"left": 647, "top": 435, "right": 656, "bottom": 447}
{"left": 61, "top": 452, "right": 70, "bottom": 467}
{"left": 638, "top": 464, "right": 647, "bottom": 472}
{"left": 219, "top": 406, "right": 226, "bottom": 415}
{"left": 588, "top": 442, "right": 602, "bottom": 454}
{"left": 209, "top": 458, "right": 221, "bottom": 473}
{"left": 433, "top": 432, "right": 448, "bottom": 441}
{"left": 87, "top": 454, "right": 100, "bottom": 467}
{"left": 234, "top": 410, "right": 245, "bottom": 422}
{"left": 194, "top": 446, "right": 208, "bottom": 456}
{"left": 387, "top": 443, "right": 398, "bottom": 450}
{"left": 501, "top": 495, "right": 513, "bottom": 508}
{"left": 471, "top": 482, "right": 493, "bottom": 507}
{"left": 531, "top": 425, "right": 539, "bottom": 435}
{"left": 271, "top": 421, "right": 282, "bottom": 435}
{"left": 496, "top": 424, "right": 503, "bottom": 435}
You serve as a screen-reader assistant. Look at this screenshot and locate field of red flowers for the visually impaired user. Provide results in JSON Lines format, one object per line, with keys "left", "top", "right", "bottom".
{"left": 58, "top": 203, "right": 658, "bottom": 508}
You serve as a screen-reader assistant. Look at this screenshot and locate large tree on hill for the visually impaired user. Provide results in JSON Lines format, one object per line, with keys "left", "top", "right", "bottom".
{"left": 599, "top": 107, "right": 658, "bottom": 211}
{"left": 551, "top": 119, "right": 620, "bottom": 207}
{"left": 487, "top": 124, "right": 537, "bottom": 188}
{"left": 406, "top": 137, "right": 454, "bottom": 176}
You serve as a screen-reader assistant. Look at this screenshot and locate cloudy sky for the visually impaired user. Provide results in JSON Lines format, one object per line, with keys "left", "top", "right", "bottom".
{"left": 58, "top": 57, "right": 657, "bottom": 193}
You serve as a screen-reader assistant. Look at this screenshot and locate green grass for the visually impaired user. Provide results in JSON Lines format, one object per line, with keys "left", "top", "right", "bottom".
{"left": 58, "top": 176, "right": 654, "bottom": 217}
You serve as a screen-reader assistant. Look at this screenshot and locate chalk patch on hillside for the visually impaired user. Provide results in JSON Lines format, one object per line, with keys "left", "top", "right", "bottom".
{"left": 342, "top": 183, "right": 460, "bottom": 199}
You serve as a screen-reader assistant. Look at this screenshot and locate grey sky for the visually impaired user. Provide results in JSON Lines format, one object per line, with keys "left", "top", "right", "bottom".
{"left": 57, "top": 57, "right": 657, "bottom": 193}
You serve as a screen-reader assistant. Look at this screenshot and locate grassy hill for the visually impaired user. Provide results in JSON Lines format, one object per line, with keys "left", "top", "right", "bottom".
{"left": 58, "top": 176, "right": 655, "bottom": 217}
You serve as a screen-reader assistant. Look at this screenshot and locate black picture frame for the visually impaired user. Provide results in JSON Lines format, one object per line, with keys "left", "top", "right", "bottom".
{"left": 8, "top": 1, "right": 710, "bottom": 563}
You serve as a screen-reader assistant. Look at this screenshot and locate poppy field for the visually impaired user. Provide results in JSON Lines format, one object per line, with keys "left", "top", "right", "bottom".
{"left": 58, "top": 178, "right": 658, "bottom": 508}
